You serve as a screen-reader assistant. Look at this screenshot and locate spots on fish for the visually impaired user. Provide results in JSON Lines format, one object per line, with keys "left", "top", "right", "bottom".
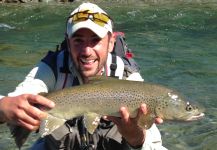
{"left": 45, "top": 78, "right": 203, "bottom": 122}
{"left": 12, "top": 77, "right": 205, "bottom": 150}
{"left": 157, "top": 100, "right": 169, "bottom": 110}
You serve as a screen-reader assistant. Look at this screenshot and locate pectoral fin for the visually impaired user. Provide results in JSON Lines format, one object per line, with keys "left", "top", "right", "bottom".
{"left": 84, "top": 113, "right": 101, "bottom": 134}
{"left": 39, "top": 114, "right": 66, "bottom": 137}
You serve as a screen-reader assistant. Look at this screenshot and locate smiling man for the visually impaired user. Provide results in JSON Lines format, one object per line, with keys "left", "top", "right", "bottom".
{"left": 69, "top": 29, "right": 113, "bottom": 82}
{"left": 0, "top": 2, "right": 166, "bottom": 150}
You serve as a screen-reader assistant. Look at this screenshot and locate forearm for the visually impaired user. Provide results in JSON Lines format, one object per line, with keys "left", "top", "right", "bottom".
{"left": 7, "top": 62, "right": 56, "bottom": 97}
{"left": 129, "top": 124, "right": 167, "bottom": 150}
{"left": 0, "top": 62, "right": 54, "bottom": 124}
{"left": 129, "top": 142, "right": 167, "bottom": 150}
{"left": 127, "top": 135, "right": 167, "bottom": 150}
{"left": 125, "top": 128, "right": 145, "bottom": 148}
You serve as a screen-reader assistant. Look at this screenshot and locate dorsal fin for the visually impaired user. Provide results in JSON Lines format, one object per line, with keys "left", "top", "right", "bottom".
{"left": 87, "top": 76, "right": 118, "bottom": 84}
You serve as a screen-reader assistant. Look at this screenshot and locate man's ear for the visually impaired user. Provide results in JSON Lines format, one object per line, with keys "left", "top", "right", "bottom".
{"left": 65, "top": 33, "right": 71, "bottom": 52}
{"left": 108, "top": 33, "right": 116, "bottom": 53}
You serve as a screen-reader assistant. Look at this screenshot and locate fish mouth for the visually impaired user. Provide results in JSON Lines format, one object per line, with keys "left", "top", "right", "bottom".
{"left": 186, "top": 113, "right": 205, "bottom": 121}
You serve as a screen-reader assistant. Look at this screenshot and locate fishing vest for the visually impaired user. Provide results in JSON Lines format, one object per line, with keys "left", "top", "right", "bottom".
{"left": 41, "top": 32, "right": 140, "bottom": 89}
{"left": 39, "top": 32, "right": 140, "bottom": 149}
{"left": 44, "top": 117, "right": 131, "bottom": 150}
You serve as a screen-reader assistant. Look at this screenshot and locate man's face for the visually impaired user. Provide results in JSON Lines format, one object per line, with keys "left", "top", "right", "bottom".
{"left": 68, "top": 28, "right": 113, "bottom": 78}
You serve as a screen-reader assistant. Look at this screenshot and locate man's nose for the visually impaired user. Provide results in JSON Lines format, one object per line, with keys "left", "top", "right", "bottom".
{"left": 80, "top": 42, "right": 92, "bottom": 55}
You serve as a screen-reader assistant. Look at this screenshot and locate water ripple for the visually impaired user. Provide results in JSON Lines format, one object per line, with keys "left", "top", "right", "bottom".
{"left": 0, "top": 23, "right": 15, "bottom": 30}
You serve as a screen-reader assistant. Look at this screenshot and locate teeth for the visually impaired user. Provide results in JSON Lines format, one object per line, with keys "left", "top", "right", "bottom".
{"left": 80, "top": 58, "right": 95, "bottom": 63}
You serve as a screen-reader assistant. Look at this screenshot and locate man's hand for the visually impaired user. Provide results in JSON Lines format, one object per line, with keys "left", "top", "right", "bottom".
{"left": 0, "top": 94, "right": 55, "bottom": 130}
{"left": 104, "top": 104, "right": 163, "bottom": 148}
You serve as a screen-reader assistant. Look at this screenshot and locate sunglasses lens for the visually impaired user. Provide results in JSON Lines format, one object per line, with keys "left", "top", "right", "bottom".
{"left": 78, "top": 12, "right": 89, "bottom": 18}
{"left": 94, "top": 13, "right": 109, "bottom": 22}
{"left": 72, "top": 12, "right": 88, "bottom": 23}
{"left": 70, "top": 12, "right": 110, "bottom": 27}
{"left": 93, "top": 13, "right": 110, "bottom": 26}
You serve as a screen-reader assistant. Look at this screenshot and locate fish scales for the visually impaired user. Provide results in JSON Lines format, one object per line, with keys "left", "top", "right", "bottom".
{"left": 10, "top": 77, "right": 204, "bottom": 149}
{"left": 46, "top": 79, "right": 169, "bottom": 119}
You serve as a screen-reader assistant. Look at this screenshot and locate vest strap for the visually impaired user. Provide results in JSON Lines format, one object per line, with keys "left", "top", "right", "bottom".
{"left": 110, "top": 54, "right": 117, "bottom": 77}
{"left": 60, "top": 50, "right": 71, "bottom": 74}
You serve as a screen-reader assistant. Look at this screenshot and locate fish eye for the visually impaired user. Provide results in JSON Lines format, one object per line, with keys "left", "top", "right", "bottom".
{"left": 186, "top": 104, "right": 193, "bottom": 111}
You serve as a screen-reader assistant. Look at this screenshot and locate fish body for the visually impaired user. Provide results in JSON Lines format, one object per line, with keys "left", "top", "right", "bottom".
{"left": 11, "top": 77, "right": 204, "bottom": 148}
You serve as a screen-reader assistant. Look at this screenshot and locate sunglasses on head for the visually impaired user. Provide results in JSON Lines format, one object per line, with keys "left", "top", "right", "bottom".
{"left": 68, "top": 10, "right": 112, "bottom": 27}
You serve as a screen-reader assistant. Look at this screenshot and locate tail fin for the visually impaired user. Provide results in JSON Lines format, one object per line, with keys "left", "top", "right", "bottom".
{"left": 8, "top": 124, "right": 31, "bottom": 149}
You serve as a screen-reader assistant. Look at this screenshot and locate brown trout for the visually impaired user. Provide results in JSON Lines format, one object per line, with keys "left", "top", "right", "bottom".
{"left": 10, "top": 77, "right": 204, "bottom": 149}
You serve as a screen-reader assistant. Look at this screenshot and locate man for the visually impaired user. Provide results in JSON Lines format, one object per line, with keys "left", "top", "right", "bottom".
{"left": 0, "top": 2, "right": 166, "bottom": 150}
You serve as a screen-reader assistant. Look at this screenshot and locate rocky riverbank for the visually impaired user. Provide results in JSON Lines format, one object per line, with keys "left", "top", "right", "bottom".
{"left": 1, "top": 0, "right": 217, "bottom": 3}
{"left": 0, "top": 0, "right": 74, "bottom": 3}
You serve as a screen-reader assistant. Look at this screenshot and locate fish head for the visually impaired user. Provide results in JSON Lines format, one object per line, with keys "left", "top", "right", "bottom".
{"left": 156, "top": 91, "right": 205, "bottom": 121}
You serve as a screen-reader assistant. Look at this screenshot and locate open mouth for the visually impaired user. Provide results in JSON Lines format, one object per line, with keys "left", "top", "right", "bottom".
{"left": 78, "top": 58, "right": 98, "bottom": 71}
{"left": 186, "top": 113, "right": 205, "bottom": 121}
{"left": 80, "top": 58, "right": 96, "bottom": 64}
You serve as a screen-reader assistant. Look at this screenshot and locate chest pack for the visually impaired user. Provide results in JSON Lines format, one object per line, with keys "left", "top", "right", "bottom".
{"left": 41, "top": 31, "right": 140, "bottom": 82}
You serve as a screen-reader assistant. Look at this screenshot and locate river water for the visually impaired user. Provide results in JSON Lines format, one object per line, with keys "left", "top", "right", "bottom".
{"left": 0, "top": 1, "right": 217, "bottom": 149}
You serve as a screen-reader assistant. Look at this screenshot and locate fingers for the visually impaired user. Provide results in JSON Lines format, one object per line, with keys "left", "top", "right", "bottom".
{"left": 103, "top": 103, "right": 163, "bottom": 148}
{"left": 110, "top": 105, "right": 146, "bottom": 147}
{"left": 136, "top": 104, "right": 164, "bottom": 125}
{"left": 21, "top": 94, "right": 53, "bottom": 128}
{"left": 105, "top": 103, "right": 163, "bottom": 125}
{"left": 16, "top": 111, "right": 40, "bottom": 130}
{"left": 105, "top": 104, "right": 146, "bottom": 125}
{"left": 155, "top": 117, "right": 163, "bottom": 124}
{"left": 11, "top": 94, "right": 54, "bottom": 130}
{"left": 16, "top": 95, "right": 49, "bottom": 121}
{"left": 23, "top": 94, "right": 53, "bottom": 120}
{"left": 26, "top": 94, "right": 55, "bottom": 109}
{"left": 103, "top": 107, "right": 130, "bottom": 126}
{"left": 135, "top": 104, "right": 147, "bottom": 121}
{"left": 0, "top": 94, "right": 54, "bottom": 131}
{"left": 119, "top": 107, "right": 130, "bottom": 124}
{"left": 106, "top": 107, "right": 132, "bottom": 127}
{"left": 18, "top": 119, "right": 39, "bottom": 131}
{"left": 24, "top": 104, "right": 48, "bottom": 120}
{"left": 113, "top": 104, "right": 148, "bottom": 124}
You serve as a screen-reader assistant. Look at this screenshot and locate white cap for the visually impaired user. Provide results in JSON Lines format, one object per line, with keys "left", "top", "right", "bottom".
{"left": 66, "top": 2, "right": 113, "bottom": 38}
